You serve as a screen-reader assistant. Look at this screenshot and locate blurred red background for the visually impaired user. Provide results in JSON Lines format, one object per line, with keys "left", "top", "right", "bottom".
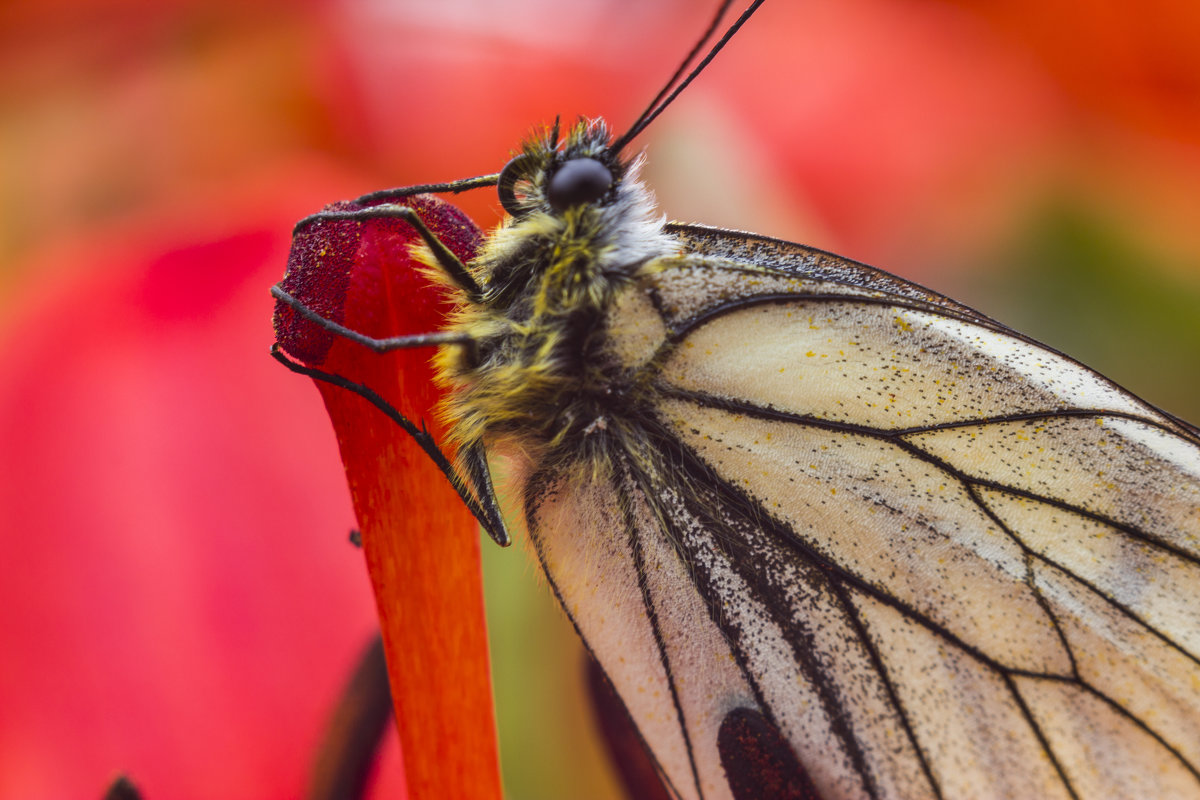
{"left": 2, "top": 0, "right": 1198, "bottom": 798}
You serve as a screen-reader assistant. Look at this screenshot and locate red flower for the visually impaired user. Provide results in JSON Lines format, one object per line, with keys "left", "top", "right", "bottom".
{"left": 274, "top": 191, "right": 502, "bottom": 799}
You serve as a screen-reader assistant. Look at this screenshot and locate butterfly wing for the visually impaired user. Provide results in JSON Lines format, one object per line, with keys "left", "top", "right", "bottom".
{"left": 515, "top": 224, "right": 1200, "bottom": 800}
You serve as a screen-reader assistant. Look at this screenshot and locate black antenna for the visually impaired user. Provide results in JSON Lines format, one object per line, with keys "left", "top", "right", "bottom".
{"left": 619, "top": 0, "right": 736, "bottom": 146}
{"left": 610, "top": 0, "right": 767, "bottom": 154}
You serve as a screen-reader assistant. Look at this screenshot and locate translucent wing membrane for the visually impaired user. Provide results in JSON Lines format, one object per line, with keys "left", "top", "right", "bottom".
{"left": 518, "top": 231, "right": 1200, "bottom": 800}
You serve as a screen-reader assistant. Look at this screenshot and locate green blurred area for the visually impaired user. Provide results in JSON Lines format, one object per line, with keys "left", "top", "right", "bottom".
{"left": 482, "top": 539, "right": 625, "bottom": 800}
{"left": 973, "top": 200, "right": 1200, "bottom": 427}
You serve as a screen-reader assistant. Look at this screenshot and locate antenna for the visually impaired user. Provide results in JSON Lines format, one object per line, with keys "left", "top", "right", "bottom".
{"left": 609, "top": 0, "right": 767, "bottom": 154}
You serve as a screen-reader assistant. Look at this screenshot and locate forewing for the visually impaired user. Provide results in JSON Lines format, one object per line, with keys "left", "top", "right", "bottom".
{"left": 591, "top": 230, "right": 1200, "bottom": 798}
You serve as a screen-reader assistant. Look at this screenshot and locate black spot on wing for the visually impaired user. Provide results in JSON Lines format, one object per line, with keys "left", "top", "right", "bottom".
{"left": 718, "top": 707, "right": 824, "bottom": 800}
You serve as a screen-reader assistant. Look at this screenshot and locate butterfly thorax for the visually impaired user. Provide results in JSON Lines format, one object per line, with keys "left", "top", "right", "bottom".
{"left": 434, "top": 120, "right": 680, "bottom": 472}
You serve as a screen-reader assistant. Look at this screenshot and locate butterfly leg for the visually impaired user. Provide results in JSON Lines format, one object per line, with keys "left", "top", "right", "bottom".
{"left": 270, "top": 285, "right": 471, "bottom": 353}
{"left": 292, "top": 204, "right": 483, "bottom": 298}
{"left": 269, "top": 344, "right": 512, "bottom": 546}
{"left": 460, "top": 442, "right": 511, "bottom": 546}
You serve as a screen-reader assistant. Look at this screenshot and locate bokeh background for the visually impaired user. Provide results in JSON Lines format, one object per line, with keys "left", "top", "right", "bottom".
{"left": 2, "top": 0, "right": 1199, "bottom": 797}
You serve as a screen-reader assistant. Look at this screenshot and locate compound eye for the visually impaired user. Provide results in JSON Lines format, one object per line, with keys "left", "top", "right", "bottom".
{"left": 547, "top": 158, "right": 613, "bottom": 211}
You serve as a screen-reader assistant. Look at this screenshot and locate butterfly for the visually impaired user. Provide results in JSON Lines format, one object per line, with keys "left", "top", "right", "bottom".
{"left": 272, "top": 1, "right": 1200, "bottom": 797}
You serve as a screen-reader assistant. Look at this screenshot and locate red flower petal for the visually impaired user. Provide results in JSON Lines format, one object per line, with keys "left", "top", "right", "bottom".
{"left": 275, "top": 193, "right": 502, "bottom": 800}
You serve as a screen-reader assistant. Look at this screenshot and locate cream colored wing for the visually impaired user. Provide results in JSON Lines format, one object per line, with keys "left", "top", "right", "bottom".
{"left": 520, "top": 229, "right": 1200, "bottom": 799}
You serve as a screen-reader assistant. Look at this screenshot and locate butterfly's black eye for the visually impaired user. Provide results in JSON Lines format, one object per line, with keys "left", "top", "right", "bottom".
{"left": 547, "top": 158, "right": 613, "bottom": 211}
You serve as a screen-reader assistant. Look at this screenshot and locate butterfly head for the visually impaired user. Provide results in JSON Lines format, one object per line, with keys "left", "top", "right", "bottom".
{"left": 469, "top": 117, "right": 671, "bottom": 310}
{"left": 496, "top": 118, "right": 630, "bottom": 219}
